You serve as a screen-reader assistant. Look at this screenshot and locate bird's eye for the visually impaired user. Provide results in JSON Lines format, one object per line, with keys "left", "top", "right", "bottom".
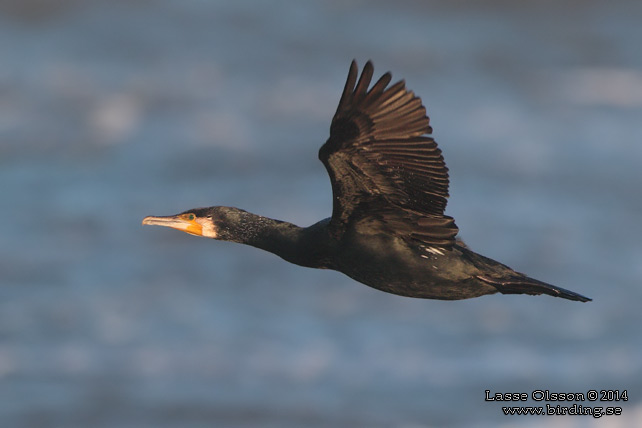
{"left": 185, "top": 213, "right": 195, "bottom": 221}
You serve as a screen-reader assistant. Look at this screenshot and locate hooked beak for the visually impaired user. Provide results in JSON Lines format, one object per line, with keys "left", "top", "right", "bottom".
{"left": 142, "top": 214, "right": 204, "bottom": 237}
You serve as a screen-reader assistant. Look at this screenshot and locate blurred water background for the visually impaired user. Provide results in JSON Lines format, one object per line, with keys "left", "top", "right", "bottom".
{"left": 1, "top": 0, "right": 641, "bottom": 427}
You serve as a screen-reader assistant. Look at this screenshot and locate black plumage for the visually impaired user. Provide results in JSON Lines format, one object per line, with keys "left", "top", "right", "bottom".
{"left": 143, "top": 60, "right": 591, "bottom": 302}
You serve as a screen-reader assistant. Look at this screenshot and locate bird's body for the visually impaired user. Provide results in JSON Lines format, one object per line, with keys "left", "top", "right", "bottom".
{"left": 143, "top": 61, "right": 591, "bottom": 302}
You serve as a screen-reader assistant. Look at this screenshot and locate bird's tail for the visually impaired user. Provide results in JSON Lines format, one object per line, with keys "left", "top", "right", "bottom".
{"left": 476, "top": 274, "right": 592, "bottom": 302}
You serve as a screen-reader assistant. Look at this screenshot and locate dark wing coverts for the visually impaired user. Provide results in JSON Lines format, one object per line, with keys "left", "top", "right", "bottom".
{"left": 319, "top": 60, "right": 458, "bottom": 248}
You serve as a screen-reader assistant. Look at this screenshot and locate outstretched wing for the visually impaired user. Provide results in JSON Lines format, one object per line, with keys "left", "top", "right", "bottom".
{"left": 319, "top": 60, "right": 458, "bottom": 248}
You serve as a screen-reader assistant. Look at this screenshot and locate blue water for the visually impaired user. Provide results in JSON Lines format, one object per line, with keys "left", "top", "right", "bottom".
{"left": 2, "top": 1, "right": 641, "bottom": 426}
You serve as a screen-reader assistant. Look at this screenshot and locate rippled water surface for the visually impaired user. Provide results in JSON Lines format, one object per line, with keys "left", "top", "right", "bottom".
{"left": 2, "top": 1, "right": 641, "bottom": 426}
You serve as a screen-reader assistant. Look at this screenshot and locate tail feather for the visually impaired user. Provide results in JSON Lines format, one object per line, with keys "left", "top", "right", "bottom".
{"left": 476, "top": 274, "right": 592, "bottom": 302}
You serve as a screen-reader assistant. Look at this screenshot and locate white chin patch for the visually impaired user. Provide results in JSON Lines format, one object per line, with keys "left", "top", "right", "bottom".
{"left": 200, "top": 221, "right": 218, "bottom": 238}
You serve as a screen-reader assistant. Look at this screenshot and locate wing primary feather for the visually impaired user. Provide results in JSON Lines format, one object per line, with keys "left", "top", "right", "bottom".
{"left": 363, "top": 72, "right": 392, "bottom": 104}
{"left": 353, "top": 61, "right": 375, "bottom": 100}
{"left": 375, "top": 83, "right": 408, "bottom": 109}
{"left": 337, "top": 60, "right": 359, "bottom": 113}
{"left": 379, "top": 90, "right": 416, "bottom": 112}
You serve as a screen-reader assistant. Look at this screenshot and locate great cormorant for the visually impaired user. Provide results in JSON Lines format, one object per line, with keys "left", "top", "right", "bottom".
{"left": 143, "top": 61, "right": 591, "bottom": 302}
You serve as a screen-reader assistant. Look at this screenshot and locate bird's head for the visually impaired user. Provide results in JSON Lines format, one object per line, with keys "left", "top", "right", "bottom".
{"left": 142, "top": 206, "right": 248, "bottom": 240}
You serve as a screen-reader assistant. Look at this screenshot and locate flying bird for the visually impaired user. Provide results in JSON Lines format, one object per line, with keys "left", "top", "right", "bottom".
{"left": 143, "top": 61, "right": 591, "bottom": 302}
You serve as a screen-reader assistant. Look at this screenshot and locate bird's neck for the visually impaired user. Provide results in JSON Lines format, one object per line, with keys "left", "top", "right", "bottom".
{"left": 224, "top": 212, "right": 312, "bottom": 267}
